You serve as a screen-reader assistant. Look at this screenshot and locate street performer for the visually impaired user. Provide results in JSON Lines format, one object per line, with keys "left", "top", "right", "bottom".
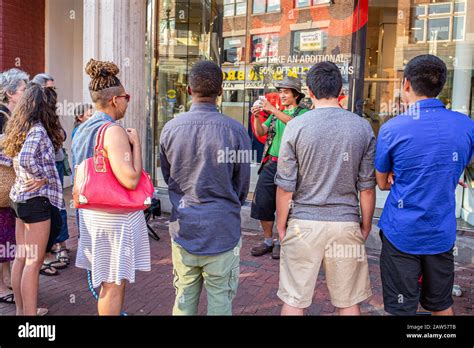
{"left": 250, "top": 76, "right": 309, "bottom": 259}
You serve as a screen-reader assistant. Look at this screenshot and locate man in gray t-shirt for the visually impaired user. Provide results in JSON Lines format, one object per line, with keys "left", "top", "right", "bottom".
{"left": 275, "top": 62, "right": 376, "bottom": 316}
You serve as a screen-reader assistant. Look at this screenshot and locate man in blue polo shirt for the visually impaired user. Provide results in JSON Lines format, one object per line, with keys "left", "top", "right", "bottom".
{"left": 375, "top": 54, "right": 474, "bottom": 316}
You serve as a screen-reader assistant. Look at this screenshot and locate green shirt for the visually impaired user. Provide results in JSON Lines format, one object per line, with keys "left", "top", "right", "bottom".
{"left": 263, "top": 107, "right": 309, "bottom": 157}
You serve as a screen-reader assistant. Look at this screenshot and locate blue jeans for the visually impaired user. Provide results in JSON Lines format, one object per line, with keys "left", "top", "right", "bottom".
{"left": 54, "top": 161, "right": 69, "bottom": 244}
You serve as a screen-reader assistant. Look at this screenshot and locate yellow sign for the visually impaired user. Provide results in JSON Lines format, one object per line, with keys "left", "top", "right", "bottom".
{"left": 167, "top": 90, "right": 176, "bottom": 99}
{"left": 300, "top": 31, "right": 322, "bottom": 52}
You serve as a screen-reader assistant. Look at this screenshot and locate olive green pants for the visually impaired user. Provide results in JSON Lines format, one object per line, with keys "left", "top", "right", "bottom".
{"left": 171, "top": 239, "right": 241, "bottom": 315}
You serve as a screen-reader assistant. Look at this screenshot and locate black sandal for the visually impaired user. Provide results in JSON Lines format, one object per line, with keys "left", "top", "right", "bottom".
{"left": 40, "top": 264, "right": 59, "bottom": 276}
{"left": 0, "top": 293, "right": 15, "bottom": 304}
{"left": 43, "top": 259, "right": 67, "bottom": 270}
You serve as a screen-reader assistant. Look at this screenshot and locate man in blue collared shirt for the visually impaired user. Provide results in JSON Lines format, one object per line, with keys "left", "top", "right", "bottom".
{"left": 375, "top": 54, "right": 474, "bottom": 316}
{"left": 160, "top": 61, "right": 251, "bottom": 315}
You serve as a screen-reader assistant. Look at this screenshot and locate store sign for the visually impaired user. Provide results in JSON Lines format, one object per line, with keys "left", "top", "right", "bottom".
{"left": 300, "top": 31, "right": 323, "bottom": 51}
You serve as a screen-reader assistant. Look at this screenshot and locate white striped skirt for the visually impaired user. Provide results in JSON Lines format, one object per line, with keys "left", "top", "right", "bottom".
{"left": 76, "top": 209, "right": 151, "bottom": 288}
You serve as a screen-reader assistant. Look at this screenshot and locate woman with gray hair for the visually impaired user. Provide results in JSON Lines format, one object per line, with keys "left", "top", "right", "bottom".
{"left": 0, "top": 68, "right": 28, "bottom": 305}
{"left": 31, "top": 73, "right": 54, "bottom": 88}
{"left": 0, "top": 68, "right": 29, "bottom": 131}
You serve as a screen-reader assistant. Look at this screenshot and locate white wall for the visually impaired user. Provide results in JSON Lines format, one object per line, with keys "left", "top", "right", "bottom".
{"left": 45, "top": 0, "right": 84, "bottom": 188}
{"left": 83, "top": 0, "right": 148, "bottom": 160}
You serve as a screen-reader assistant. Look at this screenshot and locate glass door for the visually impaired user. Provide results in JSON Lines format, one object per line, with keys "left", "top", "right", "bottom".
{"left": 152, "top": 0, "right": 223, "bottom": 187}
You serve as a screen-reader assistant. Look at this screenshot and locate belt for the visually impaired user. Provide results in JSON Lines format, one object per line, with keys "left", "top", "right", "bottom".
{"left": 262, "top": 155, "right": 278, "bottom": 164}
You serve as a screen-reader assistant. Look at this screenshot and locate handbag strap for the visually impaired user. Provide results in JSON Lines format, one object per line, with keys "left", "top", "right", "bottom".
{"left": 93, "top": 122, "right": 112, "bottom": 172}
{"left": 94, "top": 122, "right": 112, "bottom": 153}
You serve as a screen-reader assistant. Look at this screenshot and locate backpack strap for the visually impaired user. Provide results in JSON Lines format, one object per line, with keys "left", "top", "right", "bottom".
{"left": 293, "top": 106, "right": 304, "bottom": 118}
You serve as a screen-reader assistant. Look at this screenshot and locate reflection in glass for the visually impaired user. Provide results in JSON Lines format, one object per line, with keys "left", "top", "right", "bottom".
{"left": 224, "top": 37, "right": 246, "bottom": 63}
{"left": 428, "top": 3, "right": 451, "bottom": 15}
{"left": 292, "top": 29, "right": 328, "bottom": 57}
{"left": 253, "top": 0, "right": 280, "bottom": 14}
{"left": 454, "top": 1, "right": 466, "bottom": 13}
{"left": 251, "top": 34, "right": 279, "bottom": 63}
{"left": 428, "top": 17, "right": 450, "bottom": 41}
{"left": 453, "top": 16, "right": 465, "bottom": 41}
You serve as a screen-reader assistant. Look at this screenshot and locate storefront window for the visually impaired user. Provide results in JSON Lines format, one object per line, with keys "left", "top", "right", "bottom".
{"left": 147, "top": 0, "right": 474, "bottom": 220}
{"left": 364, "top": 0, "right": 472, "bottom": 133}
{"left": 221, "top": 0, "right": 362, "bottom": 171}
{"left": 362, "top": 0, "right": 473, "bottom": 215}
{"left": 151, "top": 0, "right": 367, "bottom": 189}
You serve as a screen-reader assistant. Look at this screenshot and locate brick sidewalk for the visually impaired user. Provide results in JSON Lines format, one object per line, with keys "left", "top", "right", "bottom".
{"left": 0, "top": 211, "right": 473, "bottom": 316}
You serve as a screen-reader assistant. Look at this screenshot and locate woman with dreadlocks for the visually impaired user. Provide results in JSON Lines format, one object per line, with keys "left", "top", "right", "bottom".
{"left": 72, "top": 59, "right": 150, "bottom": 315}
{"left": 0, "top": 82, "right": 65, "bottom": 315}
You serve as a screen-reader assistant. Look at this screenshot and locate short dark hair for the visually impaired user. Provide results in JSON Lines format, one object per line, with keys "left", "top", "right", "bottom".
{"left": 189, "top": 60, "right": 223, "bottom": 98}
{"left": 306, "top": 62, "right": 342, "bottom": 99}
{"left": 291, "top": 89, "right": 303, "bottom": 104}
{"left": 404, "top": 54, "right": 447, "bottom": 98}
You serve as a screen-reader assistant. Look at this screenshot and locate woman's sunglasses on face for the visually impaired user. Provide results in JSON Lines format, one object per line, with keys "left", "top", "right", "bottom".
{"left": 111, "top": 94, "right": 131, "bottom": 103}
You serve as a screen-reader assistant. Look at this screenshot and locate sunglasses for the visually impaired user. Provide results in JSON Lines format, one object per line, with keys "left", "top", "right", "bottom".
{"left": 110, "top": 94, "right": 131, "bottom": 103}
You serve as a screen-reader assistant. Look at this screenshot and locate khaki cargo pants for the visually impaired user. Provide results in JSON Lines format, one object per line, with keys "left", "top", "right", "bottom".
{"left": 171, "top": 239, "right": 241, "bottom": 315}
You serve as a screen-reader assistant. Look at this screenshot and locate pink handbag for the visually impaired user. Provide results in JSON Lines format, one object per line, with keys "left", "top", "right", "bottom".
{"left": 73, "top": 122, "right": 154, "bottom": 214}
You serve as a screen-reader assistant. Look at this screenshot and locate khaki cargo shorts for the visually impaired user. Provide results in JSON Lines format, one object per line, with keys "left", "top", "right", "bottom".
{"left": 277, "top": 219, "right": 372, "bottom": 309}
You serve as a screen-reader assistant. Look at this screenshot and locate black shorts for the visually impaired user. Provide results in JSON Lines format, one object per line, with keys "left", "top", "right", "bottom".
{"left": 251, "top": 161, "right": 278, "bottom": 221}
{"left": 11, "top": 197, "right": 63, "bottom": 252}
{"left": 379, "top": 231, "right": 454, "bottom": 315}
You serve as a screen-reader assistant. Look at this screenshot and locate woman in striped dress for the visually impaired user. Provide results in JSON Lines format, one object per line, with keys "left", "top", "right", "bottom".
{"left": 72, "top": 59, "right": 151, "bottom": 315}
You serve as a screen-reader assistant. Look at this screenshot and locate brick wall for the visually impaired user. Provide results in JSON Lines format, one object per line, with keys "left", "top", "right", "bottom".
{"left": 0, "top": 0, "right": 45, "bottom": 76}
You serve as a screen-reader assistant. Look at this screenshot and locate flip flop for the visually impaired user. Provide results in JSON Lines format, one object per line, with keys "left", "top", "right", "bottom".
{"left": 40, "top": 264, "right": 59, "bottom": 276}
{"left": 55, "top": 248, "right": 70, "bottom": 265}
{"left": 0, "top": 293, "right": 15, "bottom": 304}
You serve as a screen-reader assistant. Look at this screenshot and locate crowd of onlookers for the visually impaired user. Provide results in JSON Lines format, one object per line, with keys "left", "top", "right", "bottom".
{"left": 0, "top": 68, "right": 92, "bottom": 314}
{"left": 0, "top": 53, "right": 472, "bottom": 317}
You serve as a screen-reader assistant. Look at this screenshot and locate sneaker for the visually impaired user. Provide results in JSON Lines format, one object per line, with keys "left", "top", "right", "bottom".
{"left": 251, "top": 242, "right": 273, "bottom": 257}
{"left": 272, "top": 243, "right": 280, "bottom": 259}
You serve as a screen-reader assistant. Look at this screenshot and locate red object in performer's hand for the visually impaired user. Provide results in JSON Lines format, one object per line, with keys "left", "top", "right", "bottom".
{"left": 251, "top": 92, "right": 282, "bottom": 144}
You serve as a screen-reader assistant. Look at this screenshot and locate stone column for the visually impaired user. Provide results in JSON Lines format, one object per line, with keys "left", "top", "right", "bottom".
{"left": 83, "top": 0, "right": 148, "bottom": 162}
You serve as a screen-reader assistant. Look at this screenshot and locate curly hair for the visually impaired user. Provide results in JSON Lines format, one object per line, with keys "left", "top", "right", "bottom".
{"left": 2, "top": 83, "right": 64, "bottom": 157}
{"left": 85, "top": 58, "right": 123, "bottom": 107}
{"left": 0, "top": 68, "right": 29, "bottom": 104}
